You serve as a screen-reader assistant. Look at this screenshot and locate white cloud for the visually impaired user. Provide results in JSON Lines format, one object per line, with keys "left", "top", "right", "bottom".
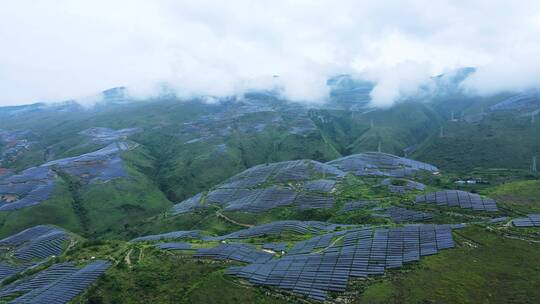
{"left": 1, "top": 0, "right": 540, "bottom": 106}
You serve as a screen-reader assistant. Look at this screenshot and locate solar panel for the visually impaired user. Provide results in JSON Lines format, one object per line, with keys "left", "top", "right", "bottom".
{"left": 512, "top": 214, "right": 540, "bottom": 227}
{"left": 10, "top": 260, "right": 111, "bottom": 304}
{"left": 304, "top": 179, "right": 336, "bottom": 192}
{"left": 327, "top": 152, "right": 438, "bottom": 178}
{"left": 208, "top": 221, "right": 346, "bottom": 241}
{"left": 294, "top": 193, "right": 335, "bottom": 210}
{"left": 379, "top": 178, "right": 426, "bottom": 194}
{"left": 171, "top": 193, "right": 204, "bottom": 215}
{"left": 415, "top": 190, "right": 498, "bottom": 212}
{"left": 0, "top": 167, "right": 56, "bottom": 211}
{"left": 375, "top": 206, "right": 433, "bottom": 223}
{"left": 0, "top": 142, "right": 133, "bottom": 212}
{"left": 0, "top": 225, "right": 69, "bottom": 263}
{"left": 195, "top": 243, "right": 273, "bottom": 263}
{"left": 262, "top": 242, "right": 288, "bottom": 252}
{"left": 341, "top": 201, "right": 378, "bottom": 213}
{"left": 225, "top": 224, "right": 457, "bottom": 301}
{"left": 0, "top": 263, "right": 78, "bottom": 298}
{"left": 0, "top": 226, "right": 72, "bottom": 283}
{"left": 155, "top": 242, "right": 193, "bottom": 250}
{"left": 131, "top": 230, "right": 201, "bottom": 242}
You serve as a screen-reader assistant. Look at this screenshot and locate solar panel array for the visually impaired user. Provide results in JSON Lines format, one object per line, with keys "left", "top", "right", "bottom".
{"left": 206, "top": 188, "right": 252, "bottom": 205}
{"left": 226, "top": 225, "right": 455, "bottom": 301}
{"left": 287, "top": 232, "right": 342, "bottom": 255}
{"left": 173, "top": 186, "right": 339, "bottom": 214}
{"left": 155, "top": 242, "right": 193, "bottom": 250}
{"left": 0, "top": 225, "right": 69, "bottom": 262}
{"left": 171, "top": 193, "right": 204, "bottom": 215}
{"left": 340, "top": 201, "right": 378, "bottom": 213}
{"left": 415, "top": 190, "right": 498, "bottom": 212}
{"left": 79, "top": 127, "right": 141, "bottom": 144}
{"left": 327, "top": 152, "right": 438, "bottom": 178}
{"left": 303, "top": 179, "right": 336, "bottom": 193}
{"left": 380, "top": 178, "right": 425, "bottom": 194}
{"left": 0, "top": 262, "right": 26, "bottom": 282}
{"left": 209, "top": 221, "right": 345, "bottom": 241}
{"left": 376, "top": 206, "right": 433, "bottom": 223}
{"left": 512, "top": 214, "right": 540, "bottom": 227}
{"left": 223, "top": 187, "right": 297, "bottom": 212}
{"left": 0, "top": 225, "right": 58, "bottom": 245}
{"left": 273, "top": 160, "right": 313, "bottom": 182}
{"left": 43, "top": 141, "right": 131, "bottom": 183}
{"left": 0, "top": 263, "right": 78, "bottom": 298}
{"left": 489, "top": 91, "right": 540, "bottom": 111}
{"left": 169, "top": 158, "right": 349, "bottom": 214}
{"left": 217, "top": 160, "right": 345, "bottom": 189}
{"left": 10, "top": 260, "right": 111, "bottom": 304}
{"left": 0, "top": 142, "right": 133, "bottom": 211}
{"left": 131, "top": 230, "right": 201, "bottom": 242}
{"left": 489, "top": 217, "right": 509, "bottom": 224}
{"left": 0, "top": 167, "right": 56, "bottom": 211}
{"left": 217, "top": 163, "right": 275, "bottom": 189}
{"left": 13, "top": 230, "right": 69, "bottom": 262}
{"left": 294, "top": 193, "right": 335, "bottom": 210}
{"left": 262, "top": 243, "right": 288, "bottom": 253}
{"left": 195, "top": 243, "right": 274, "bottom": 264}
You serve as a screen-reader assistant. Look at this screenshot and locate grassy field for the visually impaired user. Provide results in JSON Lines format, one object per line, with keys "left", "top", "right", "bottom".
{"left": 356, "top": 226, "right": 540, "bottom": 304}
{"left": 487, "top": 180, "right": 540, "bottom": 214}
{"left": 0, "top": 178, "right": 83, "bottom": 238}
{"left": 74, "top": 245, "right": 290, "bottom": 304}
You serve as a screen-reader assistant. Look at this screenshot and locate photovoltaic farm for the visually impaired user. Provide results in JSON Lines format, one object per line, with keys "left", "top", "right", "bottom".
{"left": 340, "top": 201, "right": 378, "bottom": 213}
{"left": 326, "top": 152, "right": 438, "bottom": 178}
{"left": 170, "top": 153, "right": 439, "bottom": 215}
{"left": 372, "top": 206, "right": 433, "bottom": 223}
{"left": 79, "top": 127, "right": 141, "bottom": 144}
{"left": 512, "top": 214, "right": 540, "bottom": 227}
{"left": 171, "top": 159, "right": 346, "bottom": 214}
{"left": 218, "top": 224, "right": 456, "bottom": 301}
{"left": 1, "top": 92, "right": 539, "bottom": 303}
{"left": 0, "top": 225, "right": 111, "bottom": 304}
{"left": 0, "top": 141, "right": 135, "bottom": 212}
{"left": 0, "top": 167, "right": 56, "bottom": 211}
{"left": 7, "top": 260, "right": 111, "bottom": 304}
{"left": 43, "top": 141, "right": 132, "bottom": 183}
{"left": 379, "top": 178, "right": 426, "bottom": 194}
{"left": 0, "top": 225, "right": 69, "bottom": 263}
{"left": 415, "top": 190, "right": 498, "bottom": 212}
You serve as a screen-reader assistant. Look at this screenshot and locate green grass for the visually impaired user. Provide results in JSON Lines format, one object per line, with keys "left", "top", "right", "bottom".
{"left": 0, "top": 178, "right": 83, "bottom": 238}
{"left": 487, "top": 180, "right": 540, "bottom": 214}
{"left": 415, "top": 112, "right": 540, "bottom": 172}
{"left": 78, "top": 247, "right": 287, "bottom": 304}
{"left": 356, "top": 226, "right": 540, "bottom": 304}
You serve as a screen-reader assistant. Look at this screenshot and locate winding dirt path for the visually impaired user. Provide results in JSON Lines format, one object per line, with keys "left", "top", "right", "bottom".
{"left": 216, "top": 210, "right": 253, "bottom": 228}
{"left": 314, "top": 235, "right": 346, "bottom": 254}
{"left": 124, "top": 248, "right": 133, "bottom": 267}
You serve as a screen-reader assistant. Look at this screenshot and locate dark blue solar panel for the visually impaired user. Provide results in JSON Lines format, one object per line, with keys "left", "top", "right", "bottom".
{"left": 195, "top": 243, "right": 273, "bottom": 263}
{"left": 131, "top": 230, "right": 201, "bottom": 242}
{"left": 10, "top": 260, "right": 111, "bottom": 304}
{"left": 225, "top": 224, "right": 457, "bottom": 301}
{"left": 155, "top": 242, "right": 192, "bottom": 250}
{"left": 0, "top": 263, "right": 77, "bottom": 298}
{"left": 415, "top": 190, "right": 498, "bottom": 212}
{"left": 512, "top": 214, "right": 540, "bottom": 227}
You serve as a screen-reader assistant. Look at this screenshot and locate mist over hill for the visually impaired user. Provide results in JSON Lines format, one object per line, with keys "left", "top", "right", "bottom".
{"left": 1, "top": 1, "right": 540, "bottom": 304}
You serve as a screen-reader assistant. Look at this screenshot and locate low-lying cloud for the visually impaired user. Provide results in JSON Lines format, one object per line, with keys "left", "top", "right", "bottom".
{"left": 1, "top": 1, "right": 540, "bottom": 107}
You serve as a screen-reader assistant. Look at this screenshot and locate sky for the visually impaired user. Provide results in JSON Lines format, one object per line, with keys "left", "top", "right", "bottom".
{"left": 1, "top": 0, "right": 540, "bottom": 107}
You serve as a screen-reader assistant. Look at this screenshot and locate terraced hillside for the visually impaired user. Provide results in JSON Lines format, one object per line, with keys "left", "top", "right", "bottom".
{"left": 0, "top": 81, "right": 539, "bottom": 303}
{"left": 0, "top": 141, "right": 170, "bottom": 238}
{"left": 0, "top": 151, "right": 528, "bottom": 304}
